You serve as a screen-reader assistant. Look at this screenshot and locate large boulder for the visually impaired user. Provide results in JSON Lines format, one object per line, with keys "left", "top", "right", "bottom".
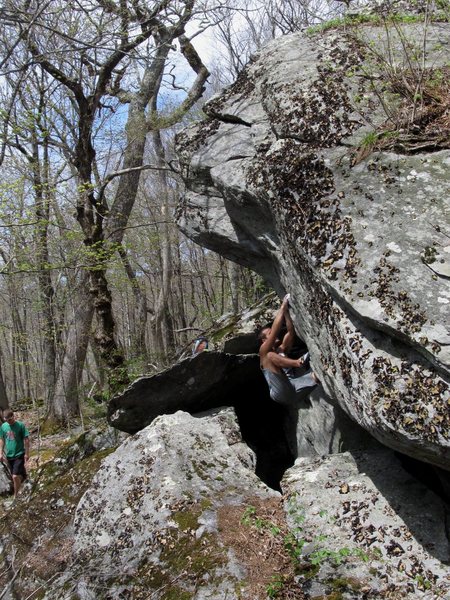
{"left": 0, "top": 462, "right": 12, "bottom": 496}
{"left": 176, "top": 16, "right": 450, "bottom": 470}
{"left": 282, "top": 449, "right": 450, "bottom": 598}
{"left": 107, "top": 350, "right": 298, "bottom": 490}
{"left": 44, "top": 409, "right": 280, "bottom": 600}
{"left": 107, "top": 351, "right": 262, "bottom": 434}
{"left": 36, "top": 410, "right": 449, "bottom": 600}
{"left": 0, "top": 427, "right": 121, "bottom": 600}
{"left": 108, "top": 345, "right": 375, "bottom": 490}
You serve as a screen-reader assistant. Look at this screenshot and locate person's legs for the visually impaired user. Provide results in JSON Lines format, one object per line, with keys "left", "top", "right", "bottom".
{"left": 8, "top": 456, "right": 26, "bottom": 497}
{"left": 12, "top": 474, "right": 23, "bottom": 497}
{"left": 289, "top": 371, "right": 319, "bottom": 403}
{"left": 263, "top": 370, "right": 297, "bottom": 406}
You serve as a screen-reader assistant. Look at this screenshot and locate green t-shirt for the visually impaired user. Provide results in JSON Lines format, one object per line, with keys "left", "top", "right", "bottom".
{"left": 0, "top": 420, "right": 29, "bottom": 458}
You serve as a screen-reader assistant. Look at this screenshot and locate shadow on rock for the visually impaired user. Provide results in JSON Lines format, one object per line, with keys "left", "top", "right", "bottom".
{"left": 108, "top": 351, "right": 295, "bottom": 490}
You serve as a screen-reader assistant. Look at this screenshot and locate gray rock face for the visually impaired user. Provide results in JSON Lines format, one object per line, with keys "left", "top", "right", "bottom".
{"left": 39, "top": 409, "right": 449, "bottom": 600}
{"left": 0, "top": 462, "right": 12, "bottom": 496}
{"left": 45, "top": 409, "right": 279, "bottom": 600}
{"left": 285, "top": 385, "right": 379, "bottom": 459}
{"left": 176, "top": 23, "right": 450, "bottom": 470}
{"left": 107, "top": 351, "right": 262, "bottom": 434}
{"left": 282, "top": 449, "right": 450, "bottom": 598}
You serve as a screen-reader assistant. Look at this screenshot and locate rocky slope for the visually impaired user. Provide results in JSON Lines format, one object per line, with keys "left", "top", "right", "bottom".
{"left": 26, "top": 409, "right": 450, "bottom": 599}
{"left": 2, "top": 6, "right": 450, "bottom": 600}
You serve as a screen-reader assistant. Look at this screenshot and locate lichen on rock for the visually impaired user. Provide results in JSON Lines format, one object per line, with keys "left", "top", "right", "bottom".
{"left": 42, "top": 409, "right": 279, "bottom": 599}
{"left": 176, "top": 12, "right": 450, "bottom": 471}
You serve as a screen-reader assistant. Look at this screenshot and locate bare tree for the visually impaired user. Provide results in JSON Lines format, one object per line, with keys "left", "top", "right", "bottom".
{"left": 0, "top": 0, "right": 270, "bottom": 421}
{"left": 0, "top": 0, "right": 211, "bottom": 405}
{"left": 210, "top": 0, "right": 345, "bottom": 81}
{"left": 0, "top": 352, "right": 9, "bottom": 410}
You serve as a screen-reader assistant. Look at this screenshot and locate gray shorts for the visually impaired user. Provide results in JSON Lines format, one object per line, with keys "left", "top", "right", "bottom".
{"left": 262, "top": 369, "right": 317, "bottom": 406}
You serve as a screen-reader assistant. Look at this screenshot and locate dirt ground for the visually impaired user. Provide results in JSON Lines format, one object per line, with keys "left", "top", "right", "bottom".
{"left": 0, "top": 407, "right": 96, "bottom": 515}
{"left": 218, "top": 496, "right": 306, "bottom": 599}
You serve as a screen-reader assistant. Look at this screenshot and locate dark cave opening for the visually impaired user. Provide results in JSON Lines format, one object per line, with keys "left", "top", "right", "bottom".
{"left": 226, "top": 354, "right": 450, "bottom": 508}
{"left": 231, "top": 366, "right": 296, "bottom": 491}
{"left": 396, "top": 452, "right": 450, "bottom": 507}
{"left": 226, "top": 334, "right": 308, "bottom": 491}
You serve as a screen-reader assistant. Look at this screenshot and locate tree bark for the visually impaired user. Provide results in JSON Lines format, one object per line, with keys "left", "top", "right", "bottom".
{"left": 151, "top": 129, "right": 175, "bottom": 361}
{"left": 229, "top": 261, "right": 240, "bottom": 314}
{"left": 0, "top": 352, "right": 9, "bottom": 410}
{"left": 32, "top": 130, "right": 57, "bottom": 405}
{"left": 118, "top": 245, "right": 149, "bottom": 359}
{"left": 51, "top": 271, "right": 94, "bottom": 421}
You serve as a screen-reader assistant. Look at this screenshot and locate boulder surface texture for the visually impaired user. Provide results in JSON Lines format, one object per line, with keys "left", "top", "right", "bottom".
{"left": 44, "top": 409, "right": 279, "bottom": 600}
{"left": 40, "top": 409, "right": 449, "bottom": 600}
{"left": 282, "top": 449, "right": 450, "bottom": 598}
{"left": 176, "top": 18, "right": 450, "bottom": 471}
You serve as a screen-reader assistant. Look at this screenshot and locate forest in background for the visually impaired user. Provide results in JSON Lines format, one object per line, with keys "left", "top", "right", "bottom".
{"left": 0, "top": 0, "right": 344, "bottom": 425}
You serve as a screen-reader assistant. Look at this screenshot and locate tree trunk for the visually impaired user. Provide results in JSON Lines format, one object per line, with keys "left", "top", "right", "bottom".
{"left": 151, "top": 129, "right": 175, "bottom": 362}
{"left": 7, "top": 275, "right": 31, "bottom": 402}
{"left": 32, "top": 133, "right": 57, "bottom": 404}
{"left": 0, "top": 352, "right": 9, "bottom": 410}
{"left": 104, "top": 41, "right": 173, "bottom": 365}
{"left": 229, "top": 261, "right": 240, "bottom": 314}
{"left": 50, "top": 271, "right": 94, "bottom": 421}
{"left": 118, "top": 245, "right": 149, "bottom": 359}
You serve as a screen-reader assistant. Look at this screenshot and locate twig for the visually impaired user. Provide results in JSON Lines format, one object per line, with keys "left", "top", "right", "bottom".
{"left": 22, "top": 569, "right": 67, "bottom": 600}
{"left": 0, "top": 548, "right": 20, "bottom": 600}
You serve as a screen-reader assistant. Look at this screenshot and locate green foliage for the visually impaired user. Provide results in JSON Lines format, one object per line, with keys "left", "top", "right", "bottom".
{"left": 106, "top": 364, "right": 130, "bottom": 395}
{"left": 415, "top": 574, "right": 433, "bottom": 590}
{"left": 82, "top": 240, "right": 123, "bottom": 271}
{"left": 284, "top": 531, "right": 305, "bottom": 560}
{"left": 353, "top": 547, "right": 370, "bottom": 562}
{"left": 285, "top": 497, "right": 370, "bottom": 574}
{"left": 242, "top": 498, "right": 371, "bottom": 598}
{"left": 241, "top": 505, "right": 281, "bottom": 535}
{"left": 266, "top": 574, "right": 285, "bottom": 598}
{"left": 310, "top": 546, "right": 351, "bottom": 566}
{"left": 361, "top": 131, "right": 379, "bottom": 148}
{"left": 307, "top": 12, "right": 380, "bottom": 34}
{"left": 77, "top": 181, "right": 95, "bottom": 195}
{"left": 81, "top": 393, "right": 108, "bottom": 420}
{"left": 344, "top": 6, "right": 450, "bottom": 162}
{"left": 306, "top": 8, "right": 448, "bottom": 36}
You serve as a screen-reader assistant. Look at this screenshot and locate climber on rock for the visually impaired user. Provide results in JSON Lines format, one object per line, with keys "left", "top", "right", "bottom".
{"left": 258, "top": 294, "right": 319, "bottom": 406}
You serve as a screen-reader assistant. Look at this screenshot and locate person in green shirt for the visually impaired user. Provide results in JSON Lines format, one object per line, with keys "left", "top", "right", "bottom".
{"left": 0, "top": 409, "right": 30, "bottom": 497}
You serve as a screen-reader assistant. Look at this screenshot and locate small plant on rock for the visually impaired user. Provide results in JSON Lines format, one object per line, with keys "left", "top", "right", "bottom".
{"left": 266, "top": 574, "right": 285, "bottom": 598}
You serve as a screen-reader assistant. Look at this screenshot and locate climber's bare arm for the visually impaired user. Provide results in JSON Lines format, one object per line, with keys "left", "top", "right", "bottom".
{"left": 261, "top": 351, "right": 304, "bottom": 372}
{"left": 259, "top": 296, "right": 290, "bottom": 359}
{"left": 280, "top": 305, "right": 295, "bottom": 355}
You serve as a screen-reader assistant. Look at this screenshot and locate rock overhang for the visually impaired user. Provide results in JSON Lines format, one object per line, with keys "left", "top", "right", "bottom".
{"left": 176, "top": 19, "right": 450, "bottom": 470}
